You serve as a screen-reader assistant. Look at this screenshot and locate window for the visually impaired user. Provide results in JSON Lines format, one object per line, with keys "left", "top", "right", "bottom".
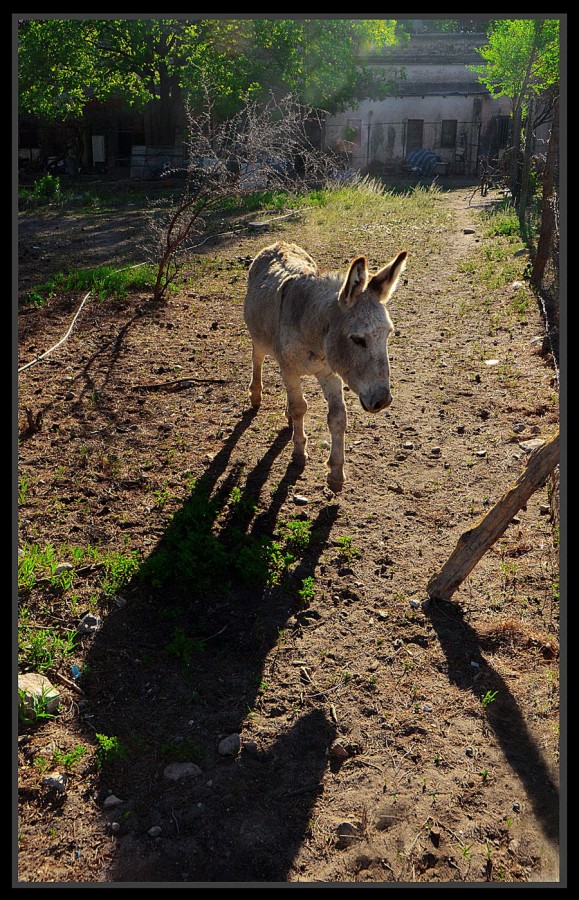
{"left": 406, "top": 119, "right": 423, "bottom": 153}
{"left": 441, "top": 119, "right": 457, "bottom": 149}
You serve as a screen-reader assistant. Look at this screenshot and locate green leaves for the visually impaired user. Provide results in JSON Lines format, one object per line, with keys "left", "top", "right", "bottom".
{"left": 469, "top": 19, "right": 560, "bottom": 108}
{"left": 19, "top": 18, "right": 405, "bottom": 124}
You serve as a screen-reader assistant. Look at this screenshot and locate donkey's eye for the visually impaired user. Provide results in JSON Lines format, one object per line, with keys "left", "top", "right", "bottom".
{"left": 350, "top": 335, "right": 366, "bottom": 348}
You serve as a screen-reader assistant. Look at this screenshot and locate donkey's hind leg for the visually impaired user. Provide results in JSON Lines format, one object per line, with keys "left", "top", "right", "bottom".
{"left": 282, "top": 370, "right": 308, "bottom": 465}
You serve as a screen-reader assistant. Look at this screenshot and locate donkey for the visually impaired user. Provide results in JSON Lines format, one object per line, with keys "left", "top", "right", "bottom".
{"left": 243, "top": 241, "right": 408, "bottom": 492}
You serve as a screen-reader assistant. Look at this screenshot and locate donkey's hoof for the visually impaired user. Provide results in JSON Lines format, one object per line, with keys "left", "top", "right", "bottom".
{"left": 327, "top": 474, "right": 344, "bottom": 494}
{"left": 291, "top": 450, "right": 308, "bottom": 467}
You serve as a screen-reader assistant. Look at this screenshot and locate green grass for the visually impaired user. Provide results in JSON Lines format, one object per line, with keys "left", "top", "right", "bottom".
{"left": 18, "top": 542, "right": 141, "bottom": 597}
{"left": 480, "top": 202, "right": 521, "bottom": 237}
{"left": 17, "top": 543, "right": 141, "bottom": 674}
{"left": 18, "top": 174, "right": 154, "bottom": 211}
{"left": 24, "top": 263, "right": 157, "bottom": 306}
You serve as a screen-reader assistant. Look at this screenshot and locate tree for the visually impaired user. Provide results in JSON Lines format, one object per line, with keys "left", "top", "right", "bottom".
{"left": 469, "top": 18, "right": 559, "bottom": 113}
{"left": 18, "top": 18, "right": 402, "bottom": 145}
{"left": 530, "top": 96, "right": 559, "bottom": 348}
{"left": 468, "top": 18, "right": 560, "bottom": 200}
{"left": 470, "top": 18, "right": 561, "bottom": 362}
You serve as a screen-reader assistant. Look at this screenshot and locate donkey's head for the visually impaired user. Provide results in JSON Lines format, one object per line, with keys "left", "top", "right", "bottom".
{"left": 326, "top": 250, "right": 408, "bottom": 413}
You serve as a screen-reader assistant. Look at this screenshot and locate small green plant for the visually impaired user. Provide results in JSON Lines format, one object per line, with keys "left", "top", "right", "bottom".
{"left": 158, "top": 737, "right": 203, "bottom": 763}
{"left": 18, "top": 686, "right": 58, "bottom": 725}
{"left": 336, "top": 535, "right": 361, "bottom": 565}
{"left": 298, "top": 576, "right": 315, "bottom": 607}
{"left": 52, "top": 745, "right": 87, "bottom": 771}
{"left": 459, "top": 842, "right": 474, "bottom": 860}
{"left": 99, "top": 550, "right": 141, "bottom": 596}
{"left": 95, "top": 733, "right": 127, "bottom": 767}
{"left": 18, "top": 543, "right": 139, "bottom": 598}
{"left": 227, "top": 486, "right": 257, "bottom": 520}
{"left": 235, "top": 536, "right": 295, "bottom": 587}
{"left": 31, "top": 173, "right": 62, "bottom": 202}
{"left": 482, "top": 689, "right": 498, "bottom": 710}
{"left": 365, "top": 674, "right": 377, "bottom": 690}
{"left": 282, "top": 518, "right": 313, "bottom": 550}
{"left": 166, "top": 627, "right": 205, "bottom": 668}
{"left": 18, "top": 474, "right": 30, "bottom": 505}
{"left": 32, "top": 755, "right": 51, "bottom": 775}
{"left": 482, "top": 204, "right": 520, "bottom": 237}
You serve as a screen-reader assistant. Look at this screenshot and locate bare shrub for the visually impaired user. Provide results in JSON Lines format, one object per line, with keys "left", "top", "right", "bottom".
{"left": 144, "top": 92, "right": 346, "bottom": 302}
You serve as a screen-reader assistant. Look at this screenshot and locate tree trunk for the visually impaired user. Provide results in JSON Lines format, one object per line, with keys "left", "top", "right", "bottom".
{"left": 144, "top": 95, "right": 179, "bottom": 147}
{"left": 517, "top": 96, "right": 534, "bottom": 239}
{"left": 531, "top": 97, "right": 559, "bottom": 290}
{"left": 427, "top": 433, "right": 560, "bottom": 602}
{"left": 510, "top": 104, "right": 522, "bottom": 202}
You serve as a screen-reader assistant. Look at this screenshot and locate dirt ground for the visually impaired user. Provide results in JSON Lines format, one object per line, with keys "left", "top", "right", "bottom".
{"left": 16, "top": 178, "right": 562, "bottom": 885}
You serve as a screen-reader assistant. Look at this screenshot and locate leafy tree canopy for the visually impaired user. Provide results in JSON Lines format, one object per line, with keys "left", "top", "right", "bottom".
{"left": 469, "top": 18, "right": 560, "bottom": 112}
{"left": 18, "top": 17, "right": 401, "bottom": 124}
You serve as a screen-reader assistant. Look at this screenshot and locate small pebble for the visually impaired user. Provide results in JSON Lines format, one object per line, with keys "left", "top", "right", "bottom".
{"left": 218, "top": 733, "right": 241, "bottom": 757}
{"left": 329, "top": 741, "right": 349, "bottom": 760}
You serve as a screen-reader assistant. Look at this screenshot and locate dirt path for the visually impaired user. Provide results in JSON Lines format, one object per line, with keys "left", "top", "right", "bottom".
{"left": 17, "top": 184, "right": 561, "bottom": 884}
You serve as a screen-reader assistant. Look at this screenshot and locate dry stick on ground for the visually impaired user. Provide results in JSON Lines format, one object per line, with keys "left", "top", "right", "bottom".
{"left": 427, "top": 432, "right": 560, "bottom": 602}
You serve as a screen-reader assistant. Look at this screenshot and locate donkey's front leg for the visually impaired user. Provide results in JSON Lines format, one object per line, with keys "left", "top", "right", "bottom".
{"left": 282, "top": 370, "right": 308, "bottom": 465}
{"left": 249, "top": 343, "right": 266, "bottom": 407}
{"left": 319, "top": 374, "right": 347, "bottom": 492}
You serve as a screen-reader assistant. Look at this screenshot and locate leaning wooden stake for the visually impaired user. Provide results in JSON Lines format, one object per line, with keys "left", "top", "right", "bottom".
{"left": 427, "top": 432, "right": 560, "bottom": 602}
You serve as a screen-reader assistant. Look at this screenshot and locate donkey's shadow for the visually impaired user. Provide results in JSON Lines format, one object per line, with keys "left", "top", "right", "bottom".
{"left": 83, "top": 407, "right": 339, "bottom": 882}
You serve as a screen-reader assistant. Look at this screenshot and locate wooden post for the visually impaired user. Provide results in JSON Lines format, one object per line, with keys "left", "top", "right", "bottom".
{"left": 427, "top": 433, "right": 559, "bottom": 602}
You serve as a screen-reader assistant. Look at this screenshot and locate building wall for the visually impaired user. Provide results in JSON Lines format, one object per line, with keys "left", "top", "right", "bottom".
{"left": 324, "top": 31, "right": 513, "bottom": 176}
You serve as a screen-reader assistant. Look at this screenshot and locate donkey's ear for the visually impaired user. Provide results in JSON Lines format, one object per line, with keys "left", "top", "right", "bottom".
{"left": 338, "top": 256, "right": 368, "bottom": 308}
{"left": 368, "top": 250, "right": 408, "bottom": 302}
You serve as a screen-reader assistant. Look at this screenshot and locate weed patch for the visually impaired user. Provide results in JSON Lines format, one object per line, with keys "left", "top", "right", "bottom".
{"left": 24, "top": 264, "right": 156, "bottom": 306}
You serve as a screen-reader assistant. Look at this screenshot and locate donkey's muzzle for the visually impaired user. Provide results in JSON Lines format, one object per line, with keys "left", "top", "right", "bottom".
{"left": 360, "top": 390, "right": 392, "bottom": 413}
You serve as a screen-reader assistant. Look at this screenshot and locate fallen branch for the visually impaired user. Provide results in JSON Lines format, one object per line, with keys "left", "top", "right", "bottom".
{"left": 18, "top": 290, "right": 93, "bottom": 373}
{"left": 133, "top": 375, "right": 231, "bottom": 391}
{"left": 427, "top": 432, "right": 560, "bottom": 601}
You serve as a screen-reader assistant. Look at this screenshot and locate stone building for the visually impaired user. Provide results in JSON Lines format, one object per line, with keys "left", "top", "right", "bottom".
{"left": 324, "top": 26, "right": 513, "bottom": 177}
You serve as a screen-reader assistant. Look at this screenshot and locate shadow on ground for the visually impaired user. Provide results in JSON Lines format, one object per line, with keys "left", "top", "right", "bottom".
{"left": 426, "top": 598, "right": 560, "bottom": 848}
{"left": 82, "top": 408, "right": 339, "bottom": 882}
